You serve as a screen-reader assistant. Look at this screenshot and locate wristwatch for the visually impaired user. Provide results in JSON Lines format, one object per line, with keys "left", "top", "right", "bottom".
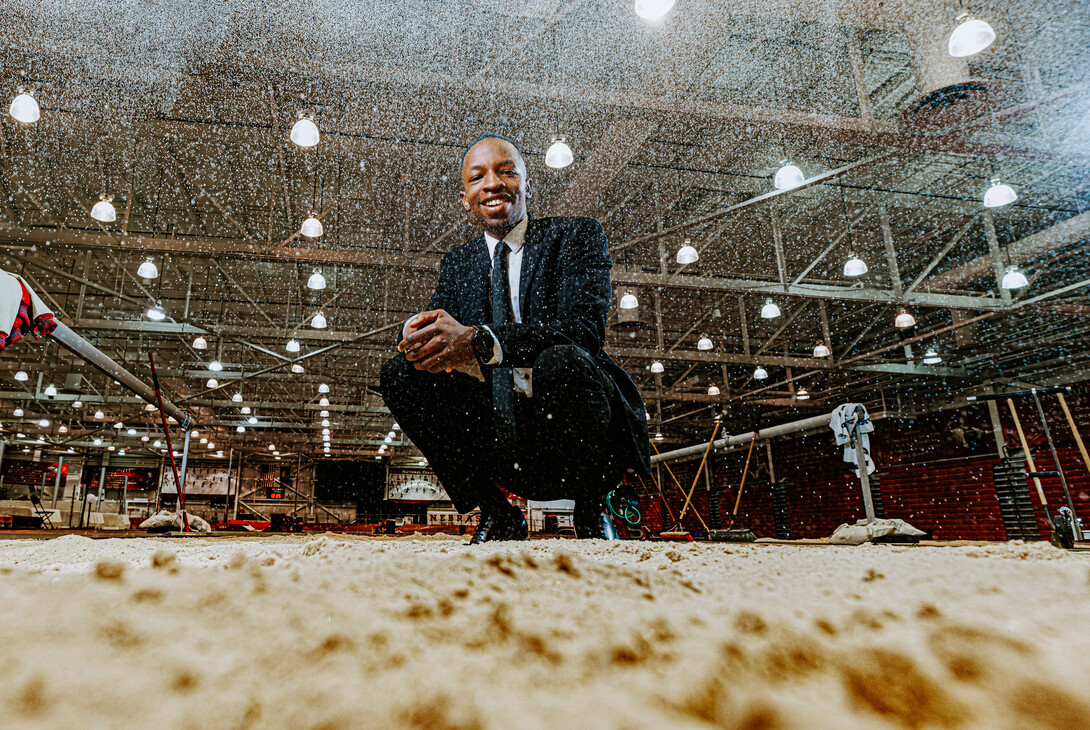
{"left": 471, "top": 326, "right": 496, "bottom": 366}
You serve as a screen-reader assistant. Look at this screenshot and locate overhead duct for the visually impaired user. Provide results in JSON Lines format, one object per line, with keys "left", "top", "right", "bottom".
{"left": 896, "top": 0, "right": 1000, "bottom": 130}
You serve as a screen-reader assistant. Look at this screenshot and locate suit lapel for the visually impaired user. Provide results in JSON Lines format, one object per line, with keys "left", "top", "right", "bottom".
{"left": 518, "top": 216, "right": 546, "bottom": 318}
{"left": 467, "top": 234, "right": 490, "bottom": 324}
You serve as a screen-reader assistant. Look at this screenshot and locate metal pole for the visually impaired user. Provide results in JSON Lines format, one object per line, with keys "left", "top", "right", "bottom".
{"left": 854, "top": 428, "right": 876, "bottom": 524}
{"left": 225, "top": 447, "right": 234, "bottom": 522}
{"left": 97, "top": 463, "right": 106, "bottom": 507}
{"left": 178, "top": 429, "right": 192, "bottom": 513}
{"left": 79, "top": 471, "right": 91, "bottom": 528}
{"left": 68, "top": 463, "right": 78, "bottom": 528}
{"left": 232, "top": 453, "right": 242, "bottom": 520}
{"left": 50, "top": 456, "right": 64, "bottom": 509}
{"left": 119, "top": 474, "right": 128, "bottom": 518}
{"left": 652, "top": 412, "right": 834, "bottom": 463}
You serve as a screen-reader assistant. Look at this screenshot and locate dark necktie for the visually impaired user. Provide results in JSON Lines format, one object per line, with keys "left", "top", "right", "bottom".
{"left": 490, "top": 242, "right": 517, "bottom": 450}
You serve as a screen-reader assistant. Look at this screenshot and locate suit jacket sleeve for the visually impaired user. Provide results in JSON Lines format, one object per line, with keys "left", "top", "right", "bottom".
{"left": 395, "top": 253, "right": 460, "bottom": 347}
{"left": 489, "top": 218, "right": 611, "bottom": 368}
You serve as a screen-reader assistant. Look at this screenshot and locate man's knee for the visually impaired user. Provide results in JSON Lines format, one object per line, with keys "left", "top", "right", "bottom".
{"left": 379, "top": 354, "right": 414, "bottom": 397}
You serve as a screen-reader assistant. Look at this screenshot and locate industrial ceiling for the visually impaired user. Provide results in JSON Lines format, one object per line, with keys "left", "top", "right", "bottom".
{"left": 0, "top": 0, "right": 1087, "bottom": 464}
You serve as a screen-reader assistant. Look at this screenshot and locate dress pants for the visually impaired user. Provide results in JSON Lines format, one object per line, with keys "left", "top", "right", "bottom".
{"left": 379, "top": 344, "right": 623, "bottom": 514}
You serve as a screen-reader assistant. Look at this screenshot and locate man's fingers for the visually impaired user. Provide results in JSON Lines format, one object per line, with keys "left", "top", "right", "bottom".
{"left": 410, "top": 311, "right": 442, "bottom": 328}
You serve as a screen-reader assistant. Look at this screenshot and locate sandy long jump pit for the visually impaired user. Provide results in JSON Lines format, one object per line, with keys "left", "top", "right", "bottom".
{"left": 0, "top": 535, "right": 1088, "bottom": 729}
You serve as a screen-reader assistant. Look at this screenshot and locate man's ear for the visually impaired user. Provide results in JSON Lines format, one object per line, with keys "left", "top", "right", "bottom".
{"left": 525, "top": 178, "right": 533, "bottom": 199}
{"left": 459, "top": 190, "right": 470, "bottom": 211}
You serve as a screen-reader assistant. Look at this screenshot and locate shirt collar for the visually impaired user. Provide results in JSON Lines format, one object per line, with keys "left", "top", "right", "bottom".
{"left": 483, "top": 216, "right": 528, "bottom": 259}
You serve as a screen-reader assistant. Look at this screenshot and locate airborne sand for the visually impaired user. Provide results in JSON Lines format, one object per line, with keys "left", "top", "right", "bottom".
{"left": 0, "top": 535, "right": 1087, "bottom": 729}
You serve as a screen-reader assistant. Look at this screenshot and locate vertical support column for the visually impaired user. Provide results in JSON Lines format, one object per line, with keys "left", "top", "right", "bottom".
{"left": 738, "top": 296, "right": 750, "bottom": 358}
{"left": 50, "top": 456, "right": 64, "bottom": 509}
{"left": 178, "top": 429, "right": 192, "bottom": 505}
{"left": 119, "top": 474, "right": 128, "bottom": 517}
{"left": 983, "top": 210, "right": 1013, "bottom": 304}
{"left": 97, "top": 463, "right": 107, "bottom": 505}
{"left": 232, "top": 453, "right": 242, "bottom": 520}
{"left": 984, "top": 385, "right": 1006, "bottom": 456}
{"left": 818, "top": 300, "right": 833, "bottom": 355}
{"left": 769, "top": 208, "right": 788, "bottom": 288}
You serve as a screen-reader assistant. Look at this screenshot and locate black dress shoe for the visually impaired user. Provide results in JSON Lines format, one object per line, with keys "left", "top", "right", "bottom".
{"left": 573, "top": 499, "right": 618, "bottom": 540}
{"left": 470, "top": 503, "right": 528, "bottom": 544}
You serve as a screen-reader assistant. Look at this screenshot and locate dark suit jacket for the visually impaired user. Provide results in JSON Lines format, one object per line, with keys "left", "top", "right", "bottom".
{"left": 424, "top": 215, "right": 651, "bottom": 478}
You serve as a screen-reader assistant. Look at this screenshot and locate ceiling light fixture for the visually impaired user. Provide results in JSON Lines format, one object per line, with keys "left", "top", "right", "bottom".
{"left": 208, "top": 359, "right": 223, "bottom": 372}
{"left": 753, "top": 366, "right": 768, "bottom": 381}
{"left": 1001, "top": 265, "right": 1029, "bottom": 290}
{"left": 127, "top": 428, "right": 137, "bottom": 435}
{"left": 146, "top": 304, "right": 167, "bottom": 321}
{"left": 232, "top": 392, "right": 243, "bottom": 403}
{"left": 676, "top": 238, "right": 699, "bottom": 265}
{"left": 634, "top": 0, "right": 676, "bottom": 21}
{"left": 241, "top": 406, "right": 251, "bottom": 414}
{"left": 290, "top": 114, "right": 320, "bottom": 147}
{"left": 697, "top": 336, "right": 713, "bottom": 351}
{"left": 813, "top": 342, "right": 831, "bottom": 357}
{"left": 321, "top": 419, "right": 330, "bottom": 428}
{"left": 843, "top": 254, "right": 868, "bottom": 277}
{"left": 248, "top": 416, "right": 258, "bottom": 425}
{"left": 192, "top": 336, "right": 208, "bottom": 350}
{"left": 761, "top": 300, "right": 781, "bottom": 319}
{"left": 137, "top": 258, "right": 159, "bottom": 278}
{"left": 93, "top": 410, "right": 104, "bottom": 420}
{"left": 545, "top": 137, "right": 573, "bottom": 169}
{"left": 13, "top": 407, "right": 23, "bottom": 417}
{"left": 311, "top": 311, "right": 327, "bottom": 329}
{"left": 38, "top": 418, "right": 49, "bottom": 427}
{"left": 923, "top": 348, "right": 943, "bottom": 365}
{"left": 14, "top": 370, "right": 28, "bottom": 381}
{"left": 796, "top": 388, "right": 810, "bottom": 400}
{"left": 291, "top": 364, "right": 304, "bottom": 373}
{"left": 948, "top": 13, "right": 996, "bottom": 57}
{"left": 895, "top": 309, "right": 917, "bottom": 328}
{"left": 43, "top": 384, "right": 57, "bottom": 397}
{"left": 9, "top": 90, "right": 40, "bottom": 124}
{"left": 286, "top": 338, "right": 301, "bottom": 352}
{"left": 321, "top": 410, "right": 330, "bottom": 418}
{"left": 59, "top": 425, "right": 68, "bottom": 433}
{"left": 318, "top": 383, "right": 330, "bottom": 394}
{"left": 619, "top": 292, "right": 639, "bottom": 310}
{"left": 650, "top": 361, "right": 664, "bottom": 374}
{"left": 319, "top": 397, "right": 330, "bottom": 407}
{"left": 773, "top": 160, "right": 804, "bottom": 191}
{"left": 983, "top": 179, "right": 1017, "bottom": 208}
{"left": 90, "top": 194, "right": 116, "bottom": 222}
{"left": 301, "top": 217, "right": 324, "bottom": 239}
{"left": 237, "top": 425, "right": 245, "bottom": 433}
{"left": 206, "top": 378, "right": 219, "bottom": 388}
{"left": 707, "top": 384, "right": 720, "bottom": 396}
{"left": 72, "top": 400, "right": 82, "bottom": 409}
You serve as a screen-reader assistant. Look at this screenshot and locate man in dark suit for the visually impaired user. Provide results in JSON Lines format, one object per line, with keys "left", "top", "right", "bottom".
{"left": 380, "top": 134, "right": 650, "bottom": 543}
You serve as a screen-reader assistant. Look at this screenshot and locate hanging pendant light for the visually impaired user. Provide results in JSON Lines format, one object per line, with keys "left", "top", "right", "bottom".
{"left": 545, "top": 137, "right": 574, "bottom": 169}
{"left": 248, "top": 416, "right": 258, "bottom": 425}
{"left": 127, "top": 427, "right": 137, "bottom": 435}
{"left": 43, "top": 384, "right": 57, "bottom": 397}
{"left": 619, "top": 292, "right": 638, "bottom": 309}
{"left": 650, "top": 361, "right": 664, "bottom": 374}
{"left": 59, "top": 424, "right": 68, "bottom": 433}
{"left": 13, "top": 407, "right": 23, "bottom": 417}
{"left": 318, "top": 383, "right": 330, "bottom": 394}
{"left": 311, "top": 311, "right": 327, "bottom": 329}
{"left": 146, "top": 403, "right": 156, "bottom": 411}
{"left": 753, "top": 366, "right": 768, "bottom": 381}
{"left": 301, "top": 217, "right": 324, "bottom": 239}
{"left": 206, "top": 378, "right": 218, "bottom": 388}
{"left": 9, "top": 90, "right": 40, "bottom": 124}
{"left": 290, "top": 114, "right": 320, "bottom": 147}
{"left": 93, "top": 409, "right": 104, "bottom": 420}
{"left": 697, "top": 336, "right": 713, "bottom": 351}
{"left": 192, "top": 336, "right": 208, "bottom": 350}
{"left": 707, "top": 384, "right": 720, "bottom": 396}
{"left": 237, "top": 425, "right": 246, "bottom": 433}
{"left": 654, "top": 432, "right": 663, "bottom": 442}
{"left": 923, "top": 348, "right": 943, "bottom": 365}
{"left": 291, "top": 363, "right": 305, "bottom": 374}
{"left": 895, "top": 309, "right": 917, "bottom": 328}
{"left": 306, "top": 269, "right": 326, "bottom": 289}
{"left": 676, "top": 238, "right": 699, "bottom": 265}
{"left": 241, "top": 406, "right": 251, "bottom": 414}
{"left": 1001, "top": 265, "right": 1029, "bottom": 290}
{"left": 38, "top": 418, "right": 50, "bottom": 427}
{"left": 113, "top": 421, "right": 124, "bottom": 430}
{"left": 948, "top": 13, "right": 996, "bottom": 57}
{"left": 796, "top": 388, "right": 810, "bottom": 400}
{"left": 137, "top": 258, "right": 159, "bottom": 278}
{"left": 72, "top": 400, "right": 82, "bottom": 409}
{"left": 208, "top": 359, "right": 223, "bottom": 372}
{"left": 843, "top": 254, "right": 868, "bottom": 277}
{"left": 321, "top": 419, "right": 330, "bottom": 428}
{"left": 146, "top": 304, "right": 167, "bottom": 321}
{"left": 286, "top": 338, "right": 301, "bottom": 353}
{"left": 813, "top": 342, "right": 831, "bottom": 358}
{"left": 773, "top": 160, "right": 805, "bottom": 191}
{"left": 319, "top": 397, "right": 330, "bottom": 407}
{"left": 14, "top": 370, "right": 28, "bottom": 382}
{"left": 232, "top": 392, "right": 243, "bottom": 403}
{"left": 983, "top": 179, "right": 1017, "bottom": 208}
{"left": 634, "top": 0, "right": 676, "bottom": 21}
{"left": 90, "top": 194, "right": 117, "bottom": 222}
{"left": 761, "top": 300, "right": 781, "bottom": 319}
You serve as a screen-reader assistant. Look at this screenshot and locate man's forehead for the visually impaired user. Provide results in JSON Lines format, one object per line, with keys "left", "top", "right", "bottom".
{"left": 462, "top": 140, "right": 524, "bottom": 173}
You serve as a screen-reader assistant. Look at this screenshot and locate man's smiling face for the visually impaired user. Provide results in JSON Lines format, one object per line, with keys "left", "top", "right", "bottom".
{"left": 459, "top": 137, "right": 532, "bottom": 237}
